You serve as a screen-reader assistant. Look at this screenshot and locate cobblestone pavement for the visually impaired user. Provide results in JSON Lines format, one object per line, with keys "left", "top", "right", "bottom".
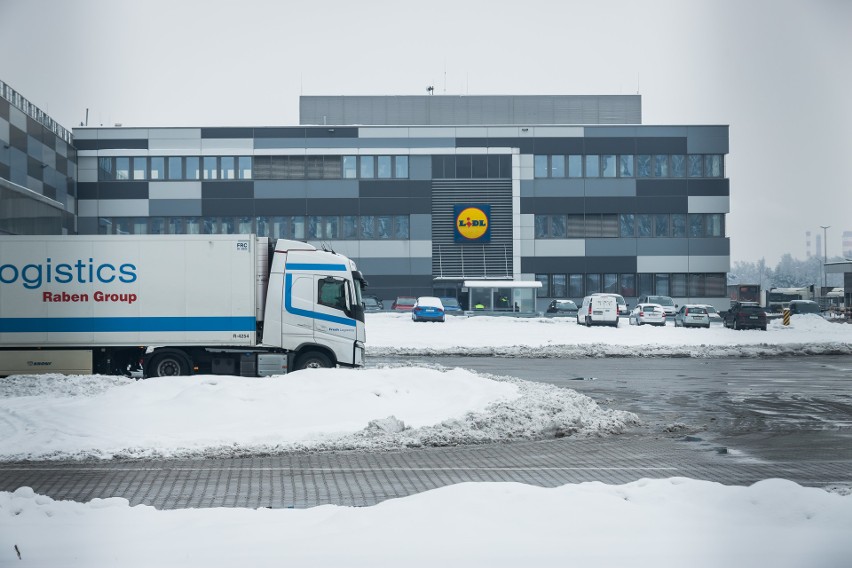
{"left": 2, "top": 433, "right": 850, "bottom": 510}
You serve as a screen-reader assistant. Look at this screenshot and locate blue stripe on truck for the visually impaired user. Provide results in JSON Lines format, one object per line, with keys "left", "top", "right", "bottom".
{"left": 0, "top": 317, "right": 256, "bottom": 333}
{"left": 285, "top": 263, "right": 347, "bottom": 272}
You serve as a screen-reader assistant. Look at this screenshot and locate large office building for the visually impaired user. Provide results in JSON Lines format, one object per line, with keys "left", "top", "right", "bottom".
{"left": 2, "top": 84, "right": 730, "bottom": 310}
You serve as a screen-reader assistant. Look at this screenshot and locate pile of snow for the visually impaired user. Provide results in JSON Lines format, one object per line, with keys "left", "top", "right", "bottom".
{"left": 0, "top": 368, "right": 638, "bottom": 461}
{"left": 366, "top": 312, "right": 852, "bottom": 357}
{"left": 3, "top": 479, "right": 851, "bottom": 567}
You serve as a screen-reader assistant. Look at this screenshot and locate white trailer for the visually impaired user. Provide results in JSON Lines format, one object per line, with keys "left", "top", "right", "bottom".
{"left": 0, "top": 235, "right": 367, "bottom": 377}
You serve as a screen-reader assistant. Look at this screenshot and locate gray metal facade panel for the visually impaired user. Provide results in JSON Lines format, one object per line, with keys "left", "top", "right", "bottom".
{"left": 202, "top": 181, "right": 254, "bottom": 199}
{"left": 77, "top": 217, "right": 98, "bottom": 234}
{"left": 585, "top": 197, "right": 636, "bottom": 214}
{"left": 77, "top": 182, "right": 97, "bottom": 200}
{"left": 635, "top": 195, "right": 688, "bottom": 213}
{"left": 409, "top": 214, "right": 432, "bottom": 240}
{"left": 149, "top": 199, "right": 202, "bottom": 216}
{"left": 585, "top": 238, "right": 638, "bottom": 256}
{"left": 253, "top": 198, "right": 307, "bottom": 215}
{"left": 306, "top": 198, "right": 360, "bottom": 215}
{"left": 688, "top": 238, "right": 730, "bottom": 255}
{"left": 254, "top": 180, "right": 306, "bottom": 199}
{"left": 687, "top": 179, "right": 729, "bottom": 196}
{"left": 300, "top": 95, "right": 641, "bottom": 126}
{"left": 409, "top": 155, "right": 432, "bottom": 180}
{"left": 532, "top": 137, "right": 585, "bottom": 154}
{"left": 636, "top": 179, "right": 688, "bottom": 196}
{"left": 358, "top": 180, "right": 431, "bottom": 198}
{"left": 358, "top": 197, "right": 423, "bottom": 215}
{"left": 354, "top": 257, "right": 430, "bottom": 276}
{"left": 687, "top": 126, "right": 729, "bottom": 154}
{"left": 635, "top": 137, "right": 687, "bottom": 154}
{"left": 637, "top": 239, "right": 690, "bottom": 255}
{"left": 305, "top": 179, "right": 358, "bottom": 198}
{"left": 97, "top": 181, "right": 149, "bottom": 200}
{"left": 521, "top": 256, "right": 637, "bottom": 273}
{"left": 201, "top": 198, "right": 256, "bottom": 216}
{"left": 532, "top": 179, "right": 585, "bottom": 198}
{"left": 585, "top": 179, "right": 636, "bottom": 197}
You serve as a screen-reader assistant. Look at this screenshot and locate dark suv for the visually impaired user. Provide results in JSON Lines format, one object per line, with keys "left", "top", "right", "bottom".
{"left": 724, "top": 302, "right": 767, "bottom": 331}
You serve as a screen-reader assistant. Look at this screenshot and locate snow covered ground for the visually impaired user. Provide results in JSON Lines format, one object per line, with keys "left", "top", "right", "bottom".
{"left": 367, "top": 312, "right": 852, "bottom": 357}
{"left": 2, "top": 313, "right": 851, "bottom": 565}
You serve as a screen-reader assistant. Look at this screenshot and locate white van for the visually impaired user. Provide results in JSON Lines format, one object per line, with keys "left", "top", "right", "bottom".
{"left": 577, "top": 294, "right": 620, "bottom": 327}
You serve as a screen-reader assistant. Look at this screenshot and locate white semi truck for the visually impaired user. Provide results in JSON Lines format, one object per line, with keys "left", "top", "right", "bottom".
{"left": 0, "top": 235, "right": 367, "bottom": 377}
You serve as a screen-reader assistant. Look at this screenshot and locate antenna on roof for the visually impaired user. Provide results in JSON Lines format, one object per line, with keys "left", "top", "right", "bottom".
{"left": 426, "top": 85, "right": 434, "bottom": 95}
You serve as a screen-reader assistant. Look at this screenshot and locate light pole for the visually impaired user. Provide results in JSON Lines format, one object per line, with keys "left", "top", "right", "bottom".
{"left": 820, "top": 225, "right": 830, "bottom": 294}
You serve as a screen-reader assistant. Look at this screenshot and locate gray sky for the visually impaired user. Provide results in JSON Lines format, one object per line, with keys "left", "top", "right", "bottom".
{"left": 1, "top": 0, "right": 849, "bottom": 264}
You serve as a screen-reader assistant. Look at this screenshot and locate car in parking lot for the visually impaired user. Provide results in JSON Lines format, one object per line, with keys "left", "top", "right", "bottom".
{"left": 637, "top": 295, "right": 677, "bottom": 317}
{"left": 724, "top": 301, "right": 767, "bottom": 330}
{"left": 546, "top": 299, "right": 579, "bottom": 317}
{"left": 674, "top": 305, "right": 711, "bottom": 328}
{"left": 592, "top": 293, "right": 628, "bottom": 316}
{"left": 439, "top": 297, "right": 464, "bottom": 314}
{"left": 578, "top": 294, "right": 619, "bottom": 327}
{"left": 628, "top": 303, "right": 666, "bottom": 326}
{"left": 696, "top": 304, "right": 724, "bottom": 326}
{"left": 391, "top": 296, "right": 417, "bottom": 312}
{"left": 788, "top": 300, "right": 820, "bottom": 315}
{"left": 411, "top": 296, "right": 445, "bottom": 322}
{"left": 362, "top": 295, "right": 384, "bottom": 312}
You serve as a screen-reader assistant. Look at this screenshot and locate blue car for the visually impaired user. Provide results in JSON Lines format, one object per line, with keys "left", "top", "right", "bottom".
{"left": 412, "top": 296, "right": 446, "bottom": 322}
{"left": 439, "top": 297, "right": 463, "bottom": 314}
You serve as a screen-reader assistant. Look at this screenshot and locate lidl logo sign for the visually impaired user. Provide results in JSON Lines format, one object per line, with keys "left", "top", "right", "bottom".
{"left": 454, "top": 205, "right": 491, "bottom": 242}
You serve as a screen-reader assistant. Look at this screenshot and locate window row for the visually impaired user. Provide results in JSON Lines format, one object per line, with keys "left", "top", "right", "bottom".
{"left": 97, "top": 155, "right": 411, "bottom": 182}
{"left": 431, "top": 155, "right": 513, "bottom": 179}
{"left": 534, "top": 154, "right": 724, "bottom": 179}
{"left": 534, "top": 213, "right": 725, "bottom": 239}
{"left": 97, "top": 215, "right": 410, "bottom": 240}
{"left": 534, "top": 272, "right": 727, "bottom": 299}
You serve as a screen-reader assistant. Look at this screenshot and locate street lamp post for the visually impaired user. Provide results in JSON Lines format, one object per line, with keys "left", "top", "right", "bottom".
{"left": 820, "top": 225, "right": 830, "bottom": 294}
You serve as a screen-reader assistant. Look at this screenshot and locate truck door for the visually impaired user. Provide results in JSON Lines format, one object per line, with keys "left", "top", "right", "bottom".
{"left": 281, "top": 274, "right": 316, "bottom": 345}
{"left": 313, "top": 275, "right": 358, "bottom": 359}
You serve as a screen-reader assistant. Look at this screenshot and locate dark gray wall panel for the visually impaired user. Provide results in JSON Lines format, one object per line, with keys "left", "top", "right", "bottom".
{"left": 359, "top": 180, "right": 431, "bottom": 198}
{"left": 532, "top": 138, "right": 584, "bottom": 154}
{"left": 686, "top": 126, "right": 729, "bottom": 154}
{"left": 77, "top": 217, "right": 99, "bottom": 234}
{"left": 586, "top": 238, "right": 638, "bottom": 256}
{"left": 583, "top": 137, "right": 635, "bottom": 154}
{"left": 74, "top": 139, "right": 148, "bottom": 150}
{"left": 521, "top": 197, "right": 585, "bottom": 214}
{"left": 253, "top": 198, "right": 306, "bottom": 215}
{"left": 688, "top": 238, "right": 730, "bottom": 255}
{"left": 9, "top": 125, "right": 27, "bottom": 151}
{"left": 532, "top": 179, "right": 585, "bottom": 197}
{"left": 637, "top": 239, "right": 689, "bottom": 255}
{"left": 522, "top": 257, "right": 587, "bottom": 273}
{"left": 97, "top": 181, "right": 149, "bottom": 199}
{"left": 359, "top": 198, "right": 419, "bottom": 215}
{"left": 305, "top": 198, "right": 360, "bottom": 215}
{"left": 456, "top": 137, "right": 532, "bottom": 153}
{"left": 77, "top": 182, "right": 98, "bottom": 199}
{"left": 585, "top": 197, "right": 635, "bottom": 213}
{"left": 635, "top": 137, "right": 686, "bottom": 154}
{"left": 0, "top": 98, "right": 8, "bottom": 120}
{"left": 585, "top": 256, "right": 637, "bottom": 272}
{"left": 636, "top": 179, "right": 688, "bottom": 196}
{"left": 149, "top": 199, "right": 202, "bottom": 216}
{"left": 409, "top": 155, "right": 431, "bottom": 180}
{"left": 201, "top": 198, "right": 255, "bottom": 216}
{"left": 202, "top": 181, "right": 254, "bottom": 199}
{"left": 635, "top": 195, "right": 687, "bottom": 213}
{"left": 585, "top": 179, "right": 636, "bottom": 197}
{"left": 410, "top": 214, "right": 431, "bottom": 240}
{"left": 687, "top": 179, "right": 729, "bottom": 196}
{"left": 201, "top": 127, "right": 253, "bottom": 139}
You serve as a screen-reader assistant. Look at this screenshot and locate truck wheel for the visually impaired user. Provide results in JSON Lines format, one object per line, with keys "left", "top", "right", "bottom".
{"left": 149, "top": 353, "right": 189, "bottom": 377}
{"left": 295, "top": 351, "right": 333, "bottom": 370}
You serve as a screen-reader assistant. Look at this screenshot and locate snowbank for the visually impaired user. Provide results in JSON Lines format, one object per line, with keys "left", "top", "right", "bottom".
{"left": 2, "top": 479, "right": 851, "bottom": 568}
{"left": 0, "top": 368, "right": 638, "bottom": 461}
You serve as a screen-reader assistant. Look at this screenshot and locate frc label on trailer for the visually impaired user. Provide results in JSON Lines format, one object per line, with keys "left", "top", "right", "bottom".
{"left": 42, "top": 291, "right": 138, "bottom": 304}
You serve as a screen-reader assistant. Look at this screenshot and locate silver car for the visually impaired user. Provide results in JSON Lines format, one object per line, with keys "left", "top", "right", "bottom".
{"left": 674, "top": 305, "right": 711, "bottom": 328}
{"left": 696, "top": 304, "right": 724, "bottom": 326}
{"left": 628, "top": 303, "right": 666, "bottom": 326}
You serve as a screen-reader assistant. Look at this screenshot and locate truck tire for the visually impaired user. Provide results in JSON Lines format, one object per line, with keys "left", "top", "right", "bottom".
{"left": 295, "top": 351, "right": 333, "bottom": 370}
{"left": 149, "top": 353, "right": 190, "bottom": 377}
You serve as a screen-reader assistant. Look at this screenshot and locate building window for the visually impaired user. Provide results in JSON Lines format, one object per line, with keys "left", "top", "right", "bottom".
{"left": 377, "top": 156, "right": 392, "bottom": 179}
{"left": 636, "top": 214, "right": 652, "bottom": 237}
{"left": 150, "top": 157, "right": 164, "bottom": 180}
{"left": 671, "top": 154, "right": 686, "bottom": 177}
{"left": 220, "top": 157, "right": 235, "bottom": 180}
{"left": 132, "top": 157, "right": 147, "bottom": 180}
{"left": 636, "top": 155, "right": 651, "bottom": 178}
{"left": 706, "top": 213, "right": 723, "bottom": 237}
{"left": 534, "top": 155, "right": 548, "bottom": 178}
{"left": 705, "top": 154, "right": 723, "bottom": 177}
{"left": 619, "top": 273, "right": 636, "bottom": 296}
{"left": 672, "top": 214, "right": 687, "bottom": 237}
{"left": 619, "top": 155, "right": 633, "bottom": 177}
{"left": 671, "top": 273, "right": 687, "bottom": 296}
{"left": 569, "top": 274, "right": 584, "bottom": 297}
{"left": 186, "top": 157, "right": 200, "bottom": 180}
{"left": 584, "top": 155, "right": 600, "bottom": 178}
{"left": 654, "top": 214, "right": 670, "bottom": 237}
{"left": 687, "top": 154, "right": 703, "bottom": 177}
{"left": 655, "top": 273, "right": 670, "bottom": 295}
{"left": 601, "top": 155, "right": 616, "bottom": 177}
{"left": 603, "top": 273, "right": 618, "bottom": 294}
{"left": 585, "top": 273, "right": 601, "bottom": 294}
{"left": 551, "top": 155, "right": 565, "bottom": 177}
{"left": 167, "top": 157, "right": 182, "bottom": 180}
{"left": 203, "top": 157, "right": 218, "bottom": 180}
{"left": 395, "top": 156, "right": 409, "bottom": 178}
{"left": 568, "top": 155, "right": 583, "bottom": 178}
{"left": 688, "top": 214, "right": 704, "bottom": 237}
{"left": 535, "top": 274, "right": 549, "bottom": 297}
{"left": 552, "top": 274, "right": 567, "bottom": 297}
{"left": 238, "top": 156, "right": 252, "bottom": 180}
{"left": 619, "top": 214, "right": 635, "bottom": 238}
{"left": 343, "top": 156, "right": 357, "bottom": 179}
{"left": 99, "top": 157, "right": 115, "bottom": 181}
{"left": 638, "top": 273, "right": 654, "bottom": 296}
{"left": 360, "top": 156, "right": 374, "bottom": 179}
{"left": 342, "top": 216, "right": 358, "bottom": 239}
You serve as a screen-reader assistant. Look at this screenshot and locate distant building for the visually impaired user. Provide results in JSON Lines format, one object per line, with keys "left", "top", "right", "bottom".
{"left": 2, "top": 82, "right": 732, "bottom": 309}
{"left": 843, "top": 230, "right": 852, "bottom": 258}
{"left": 806, "top": 230, "right": 812, "bottom": 257}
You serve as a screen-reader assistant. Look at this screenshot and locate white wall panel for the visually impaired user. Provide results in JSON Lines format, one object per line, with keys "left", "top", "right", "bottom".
{"left": 96, "top": 199, "right": 149, "bottom": 217}
{"left": 534, "top": 239, "right": 585, "bottom": 257}
{"left": 688, "top": 196, "right": 730, "bottom": 213}
{"left": 148, "top": 182, "right": 202, "bottom": 200}
{"left": 77, "top": 200, "right": 99, "bottom": 217}
{"left": 688, "top": 255, "right": 730, "bottom": 272}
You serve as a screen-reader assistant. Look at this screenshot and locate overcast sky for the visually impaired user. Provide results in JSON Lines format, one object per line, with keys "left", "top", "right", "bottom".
{"left": 1, "top": 0, "right": 849, "bottom": 264}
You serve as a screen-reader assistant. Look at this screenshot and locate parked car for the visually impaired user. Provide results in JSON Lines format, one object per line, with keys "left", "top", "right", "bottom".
{"left": 637, "top": 295, "right": 677, "bottom": 317}
{"left": 391, "top": 296, "right": 417, "bottom": 312}
{"left": 724, "top": 302, "right": 767, "bottom": 331}
{"left": 628, "top": 303, "right": 666, "bottom": 326}
{"left": 788, "top": 300, "right": 820, "bottom": 315}
{"left": 439, "top": 297, "right": 464, "bottom": 314}
{"left": 546, "top": 299, "right": 579, "bottom": 317}
{"left": 592, "top": 292, "right": 628, "bottom": 316}
{"left": 411, "top": 296, "right": 445, "bottom": 322}
{"left": 362, "top": 295, "right": 383, "bottom": 312}
{"left": 674, "top": 305, "right": 711, "bottom": 328}
{"left": 696, "top": 304, "right": 724, "bottom": 326}
{"left": 578, "top": 295, "right": 619, "bottom": 327}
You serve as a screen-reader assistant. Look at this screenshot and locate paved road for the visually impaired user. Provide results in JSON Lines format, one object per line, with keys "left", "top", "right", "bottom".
{"left": 2, "top": 355, "right": 850, "bottom": 509}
